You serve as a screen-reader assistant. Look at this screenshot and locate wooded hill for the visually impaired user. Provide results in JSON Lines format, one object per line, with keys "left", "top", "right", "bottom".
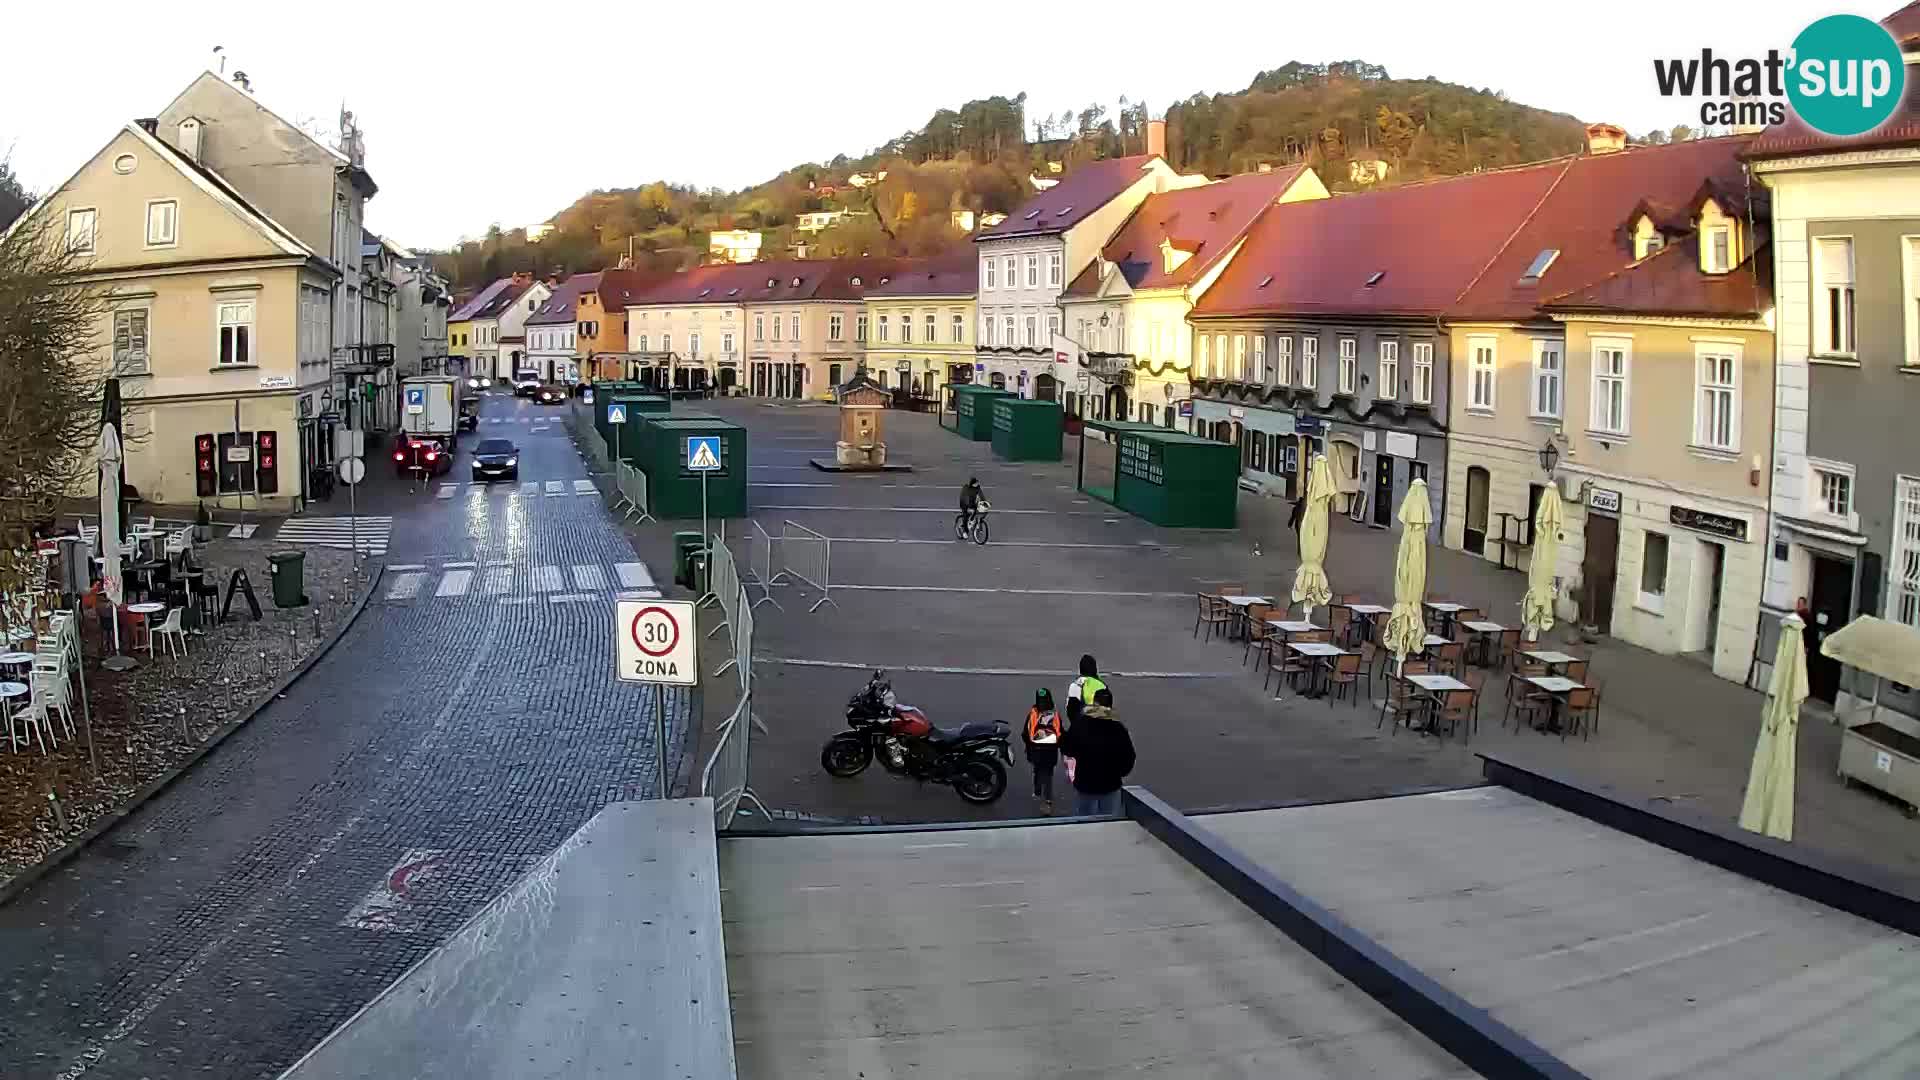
{"left": 431, "top": 60, "right": 1593, "bottom": 289}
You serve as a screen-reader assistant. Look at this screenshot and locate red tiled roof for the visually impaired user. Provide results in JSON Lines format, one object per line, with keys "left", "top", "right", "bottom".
{"left": 1062, "top": 167, "right": 1311, "bottom": 299}
{"left": 1747, "top": 7, "right": 1920, "bottom": 159}
{"left": 593, "top": 267, "right": 675, "bottom": 310}
{"left": 624, "top": 258, "right": 908, "bottom": 308}
{"left": 1542, "top": 237, "right": 1772, "bottom": 319}
{"left": 865, "top": 250, "right": 979, "bottom": 297}
{"left": 1450, "top": 135, "right": 1752, "bottom": 321}
{"left": 527, "top": 272, "right": 602, "bottom": 326}
{"left": 1194, "top": 161, "right": 1569, "bottom": 319}
{"left": 975, "top": 155, "right": 1161, "bottom": 241}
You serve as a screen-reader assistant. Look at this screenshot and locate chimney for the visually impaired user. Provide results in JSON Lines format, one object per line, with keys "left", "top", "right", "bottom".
{"left": 1257, "top": 162, "right": 1273, "bottom": 173}
{"left": 1147, "top": 118, "right": 1167, "bottom": 159}
{"left": 1584, "top": 123, "right": 1627, "bottom": 155}
{"left": 178, "top": 117, "right": 203, "bottom": 162}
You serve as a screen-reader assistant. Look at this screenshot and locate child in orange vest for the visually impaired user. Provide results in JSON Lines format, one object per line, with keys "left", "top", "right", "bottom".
{"left": 1024, "top": 688, "right": 1062, "bottom": 815}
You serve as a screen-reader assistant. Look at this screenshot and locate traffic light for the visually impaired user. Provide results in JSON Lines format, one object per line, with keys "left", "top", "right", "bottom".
{"left": 255, "top": 430, "right": 279, "bottom": 494}
{"left": 195, "top": 433, "right": 216, "bottom": 497}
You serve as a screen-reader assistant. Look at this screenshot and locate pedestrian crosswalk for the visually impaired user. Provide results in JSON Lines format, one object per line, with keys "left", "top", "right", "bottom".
{"left": 480, "top": 416, "right": 567, "bottom": 425}
{"left": 381, "top": 560, "right": 660, "bottom": 604}
{"left": 436, "top": 479, "right": 601, "bottom": 499}
{"left": 273, "top": 515, "right": 393, "bottom": 555}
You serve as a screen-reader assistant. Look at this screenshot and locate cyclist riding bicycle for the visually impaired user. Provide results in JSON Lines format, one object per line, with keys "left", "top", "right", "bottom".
{"left": 959, "top": 476, "right": 985, "bottom": 533}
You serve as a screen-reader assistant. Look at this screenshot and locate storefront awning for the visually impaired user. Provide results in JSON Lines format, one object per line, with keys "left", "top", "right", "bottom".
{"left": 1823, "top": 615, "right": 1920, "bottom": 686}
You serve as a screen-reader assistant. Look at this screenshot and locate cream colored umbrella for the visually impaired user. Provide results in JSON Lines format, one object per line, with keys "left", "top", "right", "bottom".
{"left": 1290, "top": 453, "right": 1335, "bottom": 621}
{"left": 1740, "top": 613, "right": 1810, "bottom": 841}
{"left": 1521, "top": 484, "right": 1564, "bottom": 642}
{"left": 1382, "top": 478, "right": 1433, "bottom": 671}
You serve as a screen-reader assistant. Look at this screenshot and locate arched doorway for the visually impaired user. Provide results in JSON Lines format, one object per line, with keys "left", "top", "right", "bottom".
{"left": 1465, "top": 466, "right": 1490, "bottom": 555}
{"left": 989, "top": 372, "right": 1007, "bottom": 389}
{"left": 1104, "top": 384, "right": 1128, "bottom": 420}
{"left": 718, "top": 367, "right": 737, "bottom": 393}
{"left": 1033, "top": 373, "right": 1058, "bottom": 402}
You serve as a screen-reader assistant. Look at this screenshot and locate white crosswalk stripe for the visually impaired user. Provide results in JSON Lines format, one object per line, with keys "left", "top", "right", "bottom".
{"left": 543, "top": 481, "right": 565, "bottom": 496}
{"left": 385, "top": 571, "right": 425, "bottom": 600}
{"left": 378, "top": 560, "right": 662, "bottom": 605}
{"left": 483, "top": 567, "right": 513, "bottom": 595}
{"left": 570, "top": 564, "right": 605, "bottom": 590}
{"left": 436, "top": 484, "right": 456, "bottom": 500}
{"left": 435, "top": 569, "right": 473, "bottom": 597}
{"left": 520, "top": 481, "right": 540, "bottom": 495}
{"left": 530, "top": 565, "right": 564, "bottom": 592}
{"left": 613, "top": 562, "right": 656, "bottom": 591}
{"left": 274, "top": 515, "right": 392, "bottom": 555}
{"left": 572, "top": 479, "right": 597, "bottom": 495}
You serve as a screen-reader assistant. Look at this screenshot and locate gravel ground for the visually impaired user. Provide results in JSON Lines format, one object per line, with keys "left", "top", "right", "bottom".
{"left": 0, "top": 540, "right": 366, "bottom": 889}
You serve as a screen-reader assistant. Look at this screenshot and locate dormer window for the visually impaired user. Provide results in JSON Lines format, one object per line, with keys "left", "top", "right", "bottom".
{"left": 1024, "top": 209, "right": 1041, "bottom": 220}
{"left": 791, "top": 277, "right": 802, "bottom": 287}
{"left": 1159, "top": 238, "right": 1193, "bottom": 275}
{"left": 698, "top": 288, "right": 712, "bottom": 298}
{"left": 1364, "top": 271, "right": 1386, "bottom": 288}
{"left": 767, "top": 277, "right": 777, "bottom": 287}
{"left": 1519, "top": 249, "right": 1559, "bottom": 283}
{"left": 1258, "top": 275, "right": 1273, "bottom": 288}
{"left": 1055, "top": 206, "right": 1074, "bottom": 216}
{"left": 850, "top": 276, "right": 862, "bottom": 286}
{"left": 1703, "top": 225, "right": 1732, "bottom": 274}
{"left": 727, "top": 288, "right": 739, "bottom": 296}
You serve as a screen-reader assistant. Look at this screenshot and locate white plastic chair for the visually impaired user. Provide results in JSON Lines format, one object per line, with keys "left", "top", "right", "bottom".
{"left": 31, "top": 670, "right": 74, "bottom": 741}
{"left": 5, "top": 689, "right": 46, "bottom": 754}
{"left": 151, "top": 608, "right": 187, "bottom": 659}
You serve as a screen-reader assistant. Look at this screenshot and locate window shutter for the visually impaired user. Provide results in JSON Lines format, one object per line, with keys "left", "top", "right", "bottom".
{"left": 1816, "top": 238, "right": 1853, "bottom": 282}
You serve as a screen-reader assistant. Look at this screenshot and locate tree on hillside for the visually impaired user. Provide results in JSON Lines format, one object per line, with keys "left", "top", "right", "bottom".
{"left": 0, "top": 157, "right": 29, "bottom": 230}
{"left": 0, "top": 206, "right": 113, "bottom": 599}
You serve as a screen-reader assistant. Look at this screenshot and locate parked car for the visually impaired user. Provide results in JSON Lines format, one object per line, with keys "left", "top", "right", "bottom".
{"left": 535, "top": 385, "right": 567, "bottom": 405}
{"left": 393, "top": 436, "right": 453, "bottom": 476}
{"left": 470, "top": 438, "right": 519, "bottom": 482}
{"left": 466, "top": 376, "right": 492, "bottom": 391}
{"left": 513, "top": 376, "right": 542, "bottom": 397}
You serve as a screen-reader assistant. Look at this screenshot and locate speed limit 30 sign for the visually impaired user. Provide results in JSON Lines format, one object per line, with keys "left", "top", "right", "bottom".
{"left": 615, "top": 598, "right": 698, "bottom": 685}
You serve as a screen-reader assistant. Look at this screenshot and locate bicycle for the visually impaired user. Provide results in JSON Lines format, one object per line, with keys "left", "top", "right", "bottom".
{"left": 954, "top": 500, "right": 990, "bottom": 545}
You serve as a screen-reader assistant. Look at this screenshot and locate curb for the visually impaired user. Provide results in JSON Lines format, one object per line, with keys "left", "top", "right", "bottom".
{"left": 0, "top": 564, "right": 385, "bottom": 908}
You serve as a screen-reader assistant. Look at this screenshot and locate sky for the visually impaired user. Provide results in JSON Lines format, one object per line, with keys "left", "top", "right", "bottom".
{"left": 3, "top": 0, "right": 1824, "bottom": 250}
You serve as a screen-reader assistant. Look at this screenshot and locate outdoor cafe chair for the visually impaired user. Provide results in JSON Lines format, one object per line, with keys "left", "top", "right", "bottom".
{"left": 30, "top": 670, "right": 74, "bottom": 742}
{"left": 1194, "top": 594, "right": 1234, "bottom": 642}
{"left": 1563, "top": 658, "right": 1590, "bottom": 684}
{"left": 1494, "top": 628, "right": 1521, "bottom": 670}
{"left": 1377, "top": 672, "right": 1430, "bottom": 735}
{"left": 1560, "top": 684, "right": 1598, "bottom": 742}
{"left": 7, "top": 692, "right": 50, "bottom": 754}
{"left": 1504, "top": 672, "right": 1550, "bottom": 731}
{"left": 1434, "top": 640, "right": 1466, "bottom": 677}
{"left": 1434, "top": 688, "right": 1477, "bottom": 743}
{"left": 150, "top": 608, "right": 188, "bottom": 659}
{"left": 1327, "top": 651, "right": 1369, "bottom": 708}
{"left": 1328, "top": 604, "right": 1354, "bottom": 647}
{"left": 1243, "top": 604, "right": 1277, "bottom": 669}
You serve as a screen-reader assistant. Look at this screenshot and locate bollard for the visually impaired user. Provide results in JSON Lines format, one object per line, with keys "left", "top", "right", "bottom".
{"left": 47, "top": 789, "right": 68, "bottom": 833}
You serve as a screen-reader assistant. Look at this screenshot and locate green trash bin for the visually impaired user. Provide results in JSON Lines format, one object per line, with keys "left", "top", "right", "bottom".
{"left": 673, "top": 531, "right": 705, "bottom": 589}
{"left": 267, "top": 551, "right": 308, "bottom": 608}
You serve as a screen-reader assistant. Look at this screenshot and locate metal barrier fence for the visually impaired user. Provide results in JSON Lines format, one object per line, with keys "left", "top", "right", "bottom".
{"left": 613, "top": 464, "right": 656, "bottom": 524}
{"left": 708, "top": 533, "right": 741, "bottom": 651}
{"left": 743, "top": 520, "right": 783, "bottom": 611}
{"left": 699, "top": 531, "right": 765, "bottom": 830}
{"left": 776, "top": 520, "right": 838, "bottom": 613}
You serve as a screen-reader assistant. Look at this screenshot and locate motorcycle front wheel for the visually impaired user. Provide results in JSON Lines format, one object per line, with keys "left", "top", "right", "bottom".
{"left": 953, "top": 757, "right": 1007, "bottom": 804}
{"left": 820, "top": 734, "right": 873, "bottom": 777}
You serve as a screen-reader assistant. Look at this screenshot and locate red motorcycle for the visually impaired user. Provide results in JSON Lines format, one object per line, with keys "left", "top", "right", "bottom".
{"left": 819, "top": 671, "right": 1010, "bottom": 804}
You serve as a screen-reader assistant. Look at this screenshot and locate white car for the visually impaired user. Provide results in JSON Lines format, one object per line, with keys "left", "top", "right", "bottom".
{"left": 513, "top": 376, "right": 542, "bottom": 397}
{"left": 466, "top": 376, "right": 492, "bottom": 391}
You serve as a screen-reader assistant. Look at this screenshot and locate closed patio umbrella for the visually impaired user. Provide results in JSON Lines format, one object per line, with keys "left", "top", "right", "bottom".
{"left": 1383, "top": 478, "right": 1433, "bottom": 671}
{"left": 98, "top": 422, "right": 136, "bottom": 672}
{"left": 1740, "top": 612, "right": 1810, "bottom": 841}
{"left": 1290, "top": 453, "right": 1335, "bottom": 621}
{"left": 1522, "top": 484, "right": 1564, "bottom": 642}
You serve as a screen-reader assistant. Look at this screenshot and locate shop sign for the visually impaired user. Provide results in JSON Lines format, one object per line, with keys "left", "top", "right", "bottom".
{"left": 1588, "top": 487, "right": 1622, "bottom": 514}
{"left": 1670, "top": 504, "right": 1750, "bottom": 543}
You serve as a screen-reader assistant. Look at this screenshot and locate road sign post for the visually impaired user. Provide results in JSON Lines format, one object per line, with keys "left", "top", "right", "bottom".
{"left": 686, "top": 436, "right": 723, "bottom": 607}
{"left": 617, "top": 597, "right": 697, "bottom": 798}
{"left": 608, "top": 402, "right": 627, "bottom": 472}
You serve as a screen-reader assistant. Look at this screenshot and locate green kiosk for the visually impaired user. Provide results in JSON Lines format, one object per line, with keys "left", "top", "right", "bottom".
{"left": 631, "top": 413, "right": 747, "bottom": 519}
{"left": 1077, "top": 419, "right": 1238, "bottom": 528}
{"left": 604, "top": 393, "right": 671, "bottom": 464}
{"left": 990, "top": 398, "right": 1064, "bottom": 462}
{"left": 942, "top": 384, "right": 1013, "bottom": 441}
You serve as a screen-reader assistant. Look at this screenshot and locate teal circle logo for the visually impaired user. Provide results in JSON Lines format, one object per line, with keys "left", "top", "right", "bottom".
{"left": 1787, "top": 14, "right": 1906, "bottom": 137}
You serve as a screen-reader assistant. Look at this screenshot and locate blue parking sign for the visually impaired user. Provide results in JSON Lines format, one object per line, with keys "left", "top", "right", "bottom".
{"left": 686, "top": 435, "right": 723, "bottom": 472}
{"left": 405, "top": 386, "right": 425, "bottom": 414}
{"left": 606, "top": 403, "right": 627, "bottom": 425}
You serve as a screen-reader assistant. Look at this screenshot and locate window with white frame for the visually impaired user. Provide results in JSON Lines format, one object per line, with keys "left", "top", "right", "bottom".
{"left": 856, "top": 314, "right": 868, "bottom": 342}
{"left": 66, "top": 208, "right": 95, "bottom": 254}
{"left": 1530, "top": 340, "right": 1562, "bottom": 418}
{"left": 689, "top": 332, "right": 701, "bottom": 358}
{"left": 145, "top": 200, "right": 178, "bottom": 247}
{"left": 951, "top": 312, "right": 964, "bottom": 343}
{"left": 1275, "top": 335, "right": 1292, "bottom": 384}
{"left": 721, "top": 331, "right": 734, "bottom": 355}
{"left": 1214, "top": 334, "right": 1228, "bottom": 380}
{"left": 1704, "top": 225, "right": 1732, "bottom": 273}
{"left": 1004, "top": 315, "right": 1015, "bottom": 344}
{"left": 1694, "top": 344, "right": 1739, "bottom": 452}
{"left": 1638, "top": 531, "right": 1670, "bottom": 612}
{"left": 753, "top": 314, "right": 765, "bottom": 341}
{"left": 1233, "top": 335, "right": 1248, "bottom": 380}
{"left": 1412, "top": 342, "right": 1433, "bottom": 404}
{"left": 1467, "top": 335, "right": 1496, "bottom": 411}
{"left": 1025, "top": 255, "right": 1039, "bottom": 287}
{"left": 1378, "top": 340, "right": 1399, "bottom": 399}
{"left": 901, "top": 312, "right": 913, "bottom": 343}
{"left": 1003, "top": 257, "right": 1015, "bottom": 287}
{"left": 1047, "top": 313, "right": 1059, "bottom": 342}
{"left": 1811, "top": 461, "right": 1855, "bottom": 523}
{"left": 789, "top": 314, "right": 799, "bottom": 339}
{"left": 985, "top": 258, "right": 997, "bottom": 290}
{"left": 1814, "top": 237, "right": 1856, "bottom": 356}
{"left": 1591, "top": 338, "right": 1631, "bottom": 435}
{"left": 771, "top": 315, "right": 782, "bottom": 342}
{"left": 1894, "top": 476, "right": 1920, "bottom": 629}
{"left": 1048, "top": 252, "right": 1062, "bottom": 286}
{"left": 981, "top": 315, "right": 993, "bottom": 345}
{"left": 877, "top": 315, "right": 889, "bottom": 342}
{"left": 661, "top": 332, "right": 671, "bottom": 353}
{"left": 1198, "top": 333, "right": 1211, "bottom": 377}
{"left": 1337, "top": 337, "right": 1357, "bottom": 393}
{"left": 1301, "top": 336, "right": 1318, "bottom": 388}
{"left": 216, "top": 300, "right": 254, "bottom": 366}
{"left": 1025, "top": 316, "right": 1037, "bottom": 346}
{"left": 113, "top": 308, "right": 150, "bottom": 374}
{"left": 1253, "top": 335, "right": 1266, "bottom": 382}
{"left": 827, "top": 313, "right": 842, "bottom": 340}
{"left": 637, "top": 334, "right": 648, "bottom": 351}
{"left": 926, "top": 313, "right": 937, "bottom": 342}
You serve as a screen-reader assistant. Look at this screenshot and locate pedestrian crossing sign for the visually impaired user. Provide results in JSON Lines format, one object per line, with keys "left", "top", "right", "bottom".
{"left": 606, "top": 403, "right": 627, "bottom": 425}
{"left": 686, "top": 435, "right": 723, "bottom": 472}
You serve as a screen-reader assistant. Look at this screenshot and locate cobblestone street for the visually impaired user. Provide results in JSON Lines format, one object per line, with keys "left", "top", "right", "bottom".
{"left": 0, "top": 392, "right": 687, "bottom": 1079}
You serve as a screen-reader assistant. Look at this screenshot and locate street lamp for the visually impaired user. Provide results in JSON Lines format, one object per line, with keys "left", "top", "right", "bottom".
{"left": 1538, "top": 437, "right": 1560, "bottom": 474}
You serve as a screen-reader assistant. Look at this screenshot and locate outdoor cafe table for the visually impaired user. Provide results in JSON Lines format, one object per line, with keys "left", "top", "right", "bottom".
{"left": 1288, "top": 642, "right": 1347, "bottom": 697}
{"left": 1424, "top": 601, "right": 1466, "bottom": 636}
{"left": 1407, "top": 672, "right": 1471, "bottom": 733}
{"left": 1346, "top": 602, "right": 1390, "bottom": 638}
{"left": 1524, "top": 675, "right": 1586, "bottom": 733}
{"left": 1459, "top": 620, "right": 1506, "bottom": 666}
{"left": 1220, "top": 595, "right": 1273, "bottom": 640}
{"left": 0, "top": 652, "right": 33, "bottom": 680}
{"left": 0, "top": 681, "right": 28, "bottom": 743}
{"left": 1521, "top": 649, "right": 1579, "bottom": 673}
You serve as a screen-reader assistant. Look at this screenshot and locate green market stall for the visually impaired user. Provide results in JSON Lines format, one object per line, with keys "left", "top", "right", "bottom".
{"left": 603, "top": 393, "right": 671, "bottom": 463}
{"left": 632, "top": 414, "right": 747, "bottom": 519}
{"left": 1078, "top": 419, "right": 1237, "bottom": 528}
{"left": 990, "top": 398, "right": 1064, "bottom": 462}
{"left": 941, "top": 384, "right": 1013, "bottom": 441}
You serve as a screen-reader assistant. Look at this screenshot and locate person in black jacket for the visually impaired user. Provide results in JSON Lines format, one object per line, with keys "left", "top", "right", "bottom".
{"left": 1059, "top": 687, "right": 1134, "bottom": 816}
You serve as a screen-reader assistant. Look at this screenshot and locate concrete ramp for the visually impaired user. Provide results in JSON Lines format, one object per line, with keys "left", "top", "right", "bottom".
{"left": 281, "top": 799, "right": 734, "bottom": 1080}
{"left": 719, "top": 820, "right": 1470, "bottom": 1079}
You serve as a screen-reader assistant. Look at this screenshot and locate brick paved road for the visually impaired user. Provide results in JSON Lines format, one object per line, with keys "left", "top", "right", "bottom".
{"left": 0, "top": 392, "right": 686, "bottom": 1079}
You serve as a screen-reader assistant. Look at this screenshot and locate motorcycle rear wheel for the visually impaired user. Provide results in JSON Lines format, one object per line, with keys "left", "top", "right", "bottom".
{"left": 821, "top": 734, "right": 873, "bottom": 777}
{"left": 953, "top": 757, "right": 1007, "bottom": 804}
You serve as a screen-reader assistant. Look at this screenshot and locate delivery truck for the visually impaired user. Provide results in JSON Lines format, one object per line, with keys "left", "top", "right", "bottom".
{"left": 396, "top": 375, "right": 463, "bottom": 477}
